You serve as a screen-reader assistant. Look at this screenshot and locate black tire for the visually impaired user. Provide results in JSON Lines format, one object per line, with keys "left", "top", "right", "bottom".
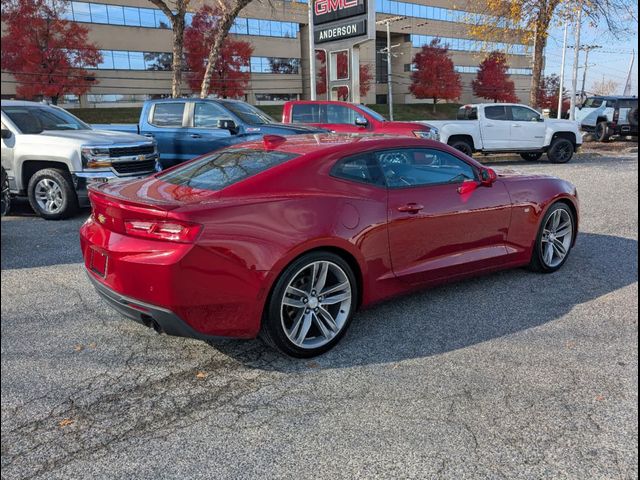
{"left": 520, "top": 152, "right": 543, "bottom": 162}
{"left": 260, "top": 251, "right": 358, "bottom": 358}
{"left": 547, "top": 138, "right": 575, "bottom": 164}
{"left": 1, "top": 167, "right": 10, "bottom": 216}
{"left": 529, "top": 202, "right": 576, "bottom": 273}
{"left": 449, "top": 139, "right": 474, "bottom": 157}
{"left": 594, "top": 121, "right": 610, "bottom": 142}
{"left": 27, "top": 168, "right": 78, "bottom": 220}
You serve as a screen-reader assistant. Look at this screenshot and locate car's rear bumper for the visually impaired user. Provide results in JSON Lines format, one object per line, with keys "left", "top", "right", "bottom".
{"left": 80, "top": 217, "right": 269, "bottom": 339}
{"left": 86, "top": 271, "right": 231, "bottom": 340}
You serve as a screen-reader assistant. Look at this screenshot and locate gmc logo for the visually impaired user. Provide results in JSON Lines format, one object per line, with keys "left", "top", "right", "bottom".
{"left": 315, "top": 0, "right": 358, "bottom": 16}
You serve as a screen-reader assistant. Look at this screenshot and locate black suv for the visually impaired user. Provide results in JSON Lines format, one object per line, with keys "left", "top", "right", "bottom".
{"left": 578, "top": 96, "right": 638, "bottom": 142}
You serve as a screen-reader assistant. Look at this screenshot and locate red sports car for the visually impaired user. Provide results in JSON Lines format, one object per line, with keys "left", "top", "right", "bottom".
{"left": 80, "top": 134, "right": 579, "bottom": 357}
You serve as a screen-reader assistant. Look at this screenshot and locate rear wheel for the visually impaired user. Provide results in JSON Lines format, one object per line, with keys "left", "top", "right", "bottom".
{"left": 547, "top": 138, "right": 574, "bottom": 164}
{"left": 449, "top": 139, "right": 474, "bottom": 157}
{"left": 260, "top": 251, "right": 357, "bottom": 357}
{"left": 27, "top": 168, "right": 78, "bottom": 220}
{"left": 594, "top": 121, "right": 610, "bottom": 142}
{"left": 529, "top": 203, "right": 575, "bottom": 273}
{"left": 520, "top": 152, "right": 543, "bottom": 162}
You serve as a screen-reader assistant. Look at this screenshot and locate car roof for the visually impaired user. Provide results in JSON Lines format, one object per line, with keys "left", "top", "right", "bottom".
{"left": 586, "top": 96, "right": 638, "bottom": 100}
{"left": 286, "top": 100, "right": 361, "bottom": 106}
{"left": 228, "top": 133, "right": 446, "bottom": 157}
{"left": 1, "top": 100, "right": 49, "bottom": 107}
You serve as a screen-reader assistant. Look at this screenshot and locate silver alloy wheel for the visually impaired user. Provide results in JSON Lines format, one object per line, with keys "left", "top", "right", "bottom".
{"left": 280, "top": 260, "right": 352, "bottom": 349}
{"left": 541, "top": 208, "right": 573, "bottom": 268}
{"left": 34, "top": 178, "right": 64, "bottom": 214}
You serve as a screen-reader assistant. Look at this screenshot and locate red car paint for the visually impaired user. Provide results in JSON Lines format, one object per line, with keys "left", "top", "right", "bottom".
{"left": 80, "top": 134, "right": 579, "bottom": 340}
{"left": 281, "top": 100, "right": 437, "bottom": 137}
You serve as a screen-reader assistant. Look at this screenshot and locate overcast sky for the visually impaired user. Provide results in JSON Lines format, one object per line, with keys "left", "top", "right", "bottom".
{"left": 544, "top": 13, "right": 638, "bottom": 96}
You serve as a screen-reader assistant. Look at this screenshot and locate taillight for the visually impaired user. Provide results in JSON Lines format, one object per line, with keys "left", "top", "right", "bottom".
{"left": 124, "top": 220, "right": 202, "bottom": 243}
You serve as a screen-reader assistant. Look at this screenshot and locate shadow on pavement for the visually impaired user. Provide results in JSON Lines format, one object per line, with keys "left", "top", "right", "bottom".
{"left": 213, "top": 232, "right": 638, "bottom": 371}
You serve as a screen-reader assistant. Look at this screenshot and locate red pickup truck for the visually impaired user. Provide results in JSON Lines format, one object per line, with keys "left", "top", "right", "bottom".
{"left": 281, "top": 100, "right": 440, "bottom": 140}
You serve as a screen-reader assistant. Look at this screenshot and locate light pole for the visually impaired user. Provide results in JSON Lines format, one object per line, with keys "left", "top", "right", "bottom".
{"left": 557, "top": 21, "right": 569, "bottom": 118}
{"left": 376, "top": 16, "right": 405, "bottom": 121}
{"left": 308, "top": 1, "right": 317, "bottom": 100}
{"left": 569, "top": 0, "right": 583, "bottom": 121}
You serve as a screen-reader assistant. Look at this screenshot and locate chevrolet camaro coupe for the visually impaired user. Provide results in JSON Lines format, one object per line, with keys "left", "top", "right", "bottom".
{"left": 80, "top": 134, "right": 579, "bottom": 357}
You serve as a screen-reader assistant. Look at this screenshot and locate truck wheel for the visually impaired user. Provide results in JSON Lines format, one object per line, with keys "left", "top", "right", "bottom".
{"left": 1, "top": 167, "right": 10, "bottom": 216}
{"left": 520, "top": 152, "right": 543, "bottom": 162}
{"left": 27, "top": 168, "right": 78, "bottom": 220}
{"left": 449, "top": 139, "right": 474, "bottom": 157}
{"left": 628, "top": 107, "right": 638, "bottom": 128}
{"left": 595, "top": 121, "right": 610, "bottom": 142}
{"left": 547, "top": 138, "right": 575, "bottom": 164}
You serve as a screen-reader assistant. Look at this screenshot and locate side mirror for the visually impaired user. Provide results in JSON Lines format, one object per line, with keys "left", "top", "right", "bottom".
{"left": 355, "top": 116, "right": 368, "bottom": 127}
{"left": 1, "top": 129, "right": 12, "bottom": 140}
{"left": 479, "top": 167, "right": 497, "bottom": 186}
{"left": 217, "top": 119, "right": 237, "bottom": 134}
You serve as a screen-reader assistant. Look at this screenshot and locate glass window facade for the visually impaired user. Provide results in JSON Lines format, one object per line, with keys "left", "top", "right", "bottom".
{"left": 90, "top": 50, "right": 300, "bottom": 74}
{"left": 375, "top": 0, "right": 509, "bottom": 27}
{"left": 65, "top": 1, "right": 299, "bottom": 38}
{"left": 411, "top": 34, "right": 530, "bottom": 56}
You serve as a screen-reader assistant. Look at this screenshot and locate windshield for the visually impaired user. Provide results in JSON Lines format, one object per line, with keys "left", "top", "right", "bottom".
{"left": 1, "top": 105, "right": 90, "bottom": 133}
{"left": 582, "top": 98, "right": 604, "bottom": 108}
{"left": 159, "top": 148, "right": 298, "bottom": 191}
{"left": 358, "top": 105, "right": 387, "bottom": 122}
{"left": 219, "top": 101, "right": 275, "bottom": 125}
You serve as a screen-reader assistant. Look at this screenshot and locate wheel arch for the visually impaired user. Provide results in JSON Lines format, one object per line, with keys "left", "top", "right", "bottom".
{"left": 550, "top": 131, "right": 577, "bottom": 148}
{"left": 21, "top": 160, "right": 71, "bottom": 192}
{"left": 539, "top": 195, "right": 579, "bottom": 247}
{"left": 447, "top": 134, "right": 476, "bottom": 152}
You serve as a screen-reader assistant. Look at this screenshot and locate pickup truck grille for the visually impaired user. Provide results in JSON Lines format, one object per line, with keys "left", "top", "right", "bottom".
{"left": 112, "top": 159, "right": 157, "bottom": 175}
{"left": 109, "top": 144, "right": 155, "bottom": 157}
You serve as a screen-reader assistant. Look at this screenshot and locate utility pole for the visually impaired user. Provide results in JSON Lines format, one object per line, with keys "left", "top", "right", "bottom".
{"left": 569, "top": 0, "right": 583, "bottom": 121}
{"left": 557, "top": 21, "right": 569, "bottom": 118}
{"left": 308, "top": 1, "right": 317, "bottom": 100}
{"left": 579, "top": 45, "right": 601, "bottom": 98}
{"left": 375, "top": 16, "right": 405, "bottom": 121}
{"left": 623, "top": 50, "right": 635, "bottom": 96}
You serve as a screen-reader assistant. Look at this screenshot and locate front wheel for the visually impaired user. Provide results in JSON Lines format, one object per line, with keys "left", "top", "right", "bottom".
{"left": 260, "top": 252, "right": 358, "bottom": 357}
{"left": 520, "top": 152, "right": 543, "bottom": 162}
{"left": 1, "top": 167, "right": 10, "bottom": 216}
{"left": 27, "top": 168, "right": 78, "bottom": 220}
{"left": 449, "top": 139, "right": 474, "bottom": 157}
{"left": 529, "top": 203, "right": 575, "bottom": 273}
{"left": 547, "top": 138, "right": 575, "bottom": 164}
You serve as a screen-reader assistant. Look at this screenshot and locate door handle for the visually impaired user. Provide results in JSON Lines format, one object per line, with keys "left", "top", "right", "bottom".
{"left": 143, "top": 133, "right": 154, "bottom": 137}
{"left": 397, "top": 203, "right": 424, "bottom": 214}
{"left": 512, "top": 124, "right": 522, "bottom": 128}
{"left": 190, "top": 134, "right": 202, "bottom": 139}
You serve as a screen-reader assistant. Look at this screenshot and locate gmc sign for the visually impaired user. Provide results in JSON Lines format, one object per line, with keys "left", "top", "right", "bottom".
{"left": 313, "top": 0, "right": 367, "bottom": 25}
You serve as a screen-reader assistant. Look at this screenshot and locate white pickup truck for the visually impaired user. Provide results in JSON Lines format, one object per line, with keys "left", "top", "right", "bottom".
{"left": 1, "top": 100, "right": 159, "bottom": 219}
{"left": 418, "top": 103, "right": 583, "bottom": 163}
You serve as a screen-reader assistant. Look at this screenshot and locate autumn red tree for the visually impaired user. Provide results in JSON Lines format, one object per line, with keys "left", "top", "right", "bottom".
{"left": 184, "top": 5, "right": 252, "bottom": 98}
{"left": 1, "top": 0, "right": 102, "bottom": 104}
{"left": 472, "top": 51, "right": 518, "bottom": 103}
{"left": 409, "top": 39, "right": 462, "bottom": 113}
{"left": 536, "top": 74, "right": 569, "bottom": 117}
{"left": 315, "top": 51, "right": 373, "bottom": 100}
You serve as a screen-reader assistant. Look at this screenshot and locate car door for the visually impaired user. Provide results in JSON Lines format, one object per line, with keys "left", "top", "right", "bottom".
{"left": 381, "top": 147, "right": 512, "bottom": 285}
{"left": 509, "top": 105, "right": 547, "bottom": 149}
{"left": 480, "top": 105, "right": 512, "bottom": 150}
{"left": 142, "top": 101, "right": 188, "bottom": 167}
{"left": 183, "top": 102, "right": 234, "bottom": 156}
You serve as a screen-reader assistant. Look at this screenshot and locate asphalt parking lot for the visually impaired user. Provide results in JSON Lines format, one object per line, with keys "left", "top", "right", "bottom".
{"left": 1, "top": 143, "right": 638, "bottom": 479}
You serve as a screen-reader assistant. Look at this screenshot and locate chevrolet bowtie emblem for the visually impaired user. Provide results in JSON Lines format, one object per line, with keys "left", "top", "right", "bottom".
{"left": 97, "top": 214, "right": 106, "bottom": 224}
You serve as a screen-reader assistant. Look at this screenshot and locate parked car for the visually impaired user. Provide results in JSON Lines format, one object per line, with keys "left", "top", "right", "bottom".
{"left": 281, "top": 100, "right": 440, "bottom": 140}
{"left": 1, "top": 100, "right": 159, "bottom": 220}
{"left": 94, "top": 98, "right": 325, "bottom": 168}
{"left": 575, "top": 96, "right": 638, "bottom": 142}
{"left": 80, "top": 133, "right": 579, "bottom": 357}
{"left": 418, "top": 103, "right": 583, "bottom": 163}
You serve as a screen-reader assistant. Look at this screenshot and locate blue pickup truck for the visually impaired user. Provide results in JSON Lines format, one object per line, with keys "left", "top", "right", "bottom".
{"left": 94, "top": 98, "right": 324, "bottom": 168}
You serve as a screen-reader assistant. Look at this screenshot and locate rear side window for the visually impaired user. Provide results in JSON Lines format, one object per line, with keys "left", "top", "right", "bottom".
{"left": 484, "top": 106, "right": 508, "bottom": 120}
{"left": 291, "top": 104, "right": 325, "bottom": 123}
{"left": 151, "top": 103, "right": 185, "bottom": 127}
{"left": 331, "top": 153, "right": 385, "bottom": 186}
{"left": 582, "top": 98, "right": 604, "bottom": 108}
{"left": 159, "top": 149, "right": 298, "bottom": 191}
{"left": 617, "top": 99, "right": 637, "bottom": 109}
{"left": 457, "top": 107, "right": 478, "bottom": 120}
